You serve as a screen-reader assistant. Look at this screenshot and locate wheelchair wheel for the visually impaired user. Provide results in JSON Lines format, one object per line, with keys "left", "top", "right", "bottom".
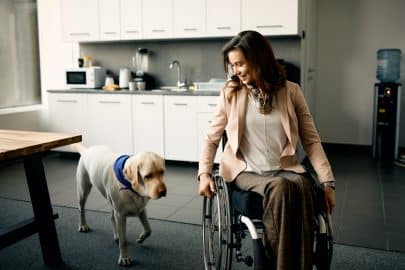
{"left": 202, "top": 174, "right": 232, "bottom": 270}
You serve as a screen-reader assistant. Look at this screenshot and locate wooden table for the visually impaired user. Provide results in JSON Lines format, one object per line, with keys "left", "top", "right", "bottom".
{"left": 0, "top": 129, "right": 81, "bottom": 266}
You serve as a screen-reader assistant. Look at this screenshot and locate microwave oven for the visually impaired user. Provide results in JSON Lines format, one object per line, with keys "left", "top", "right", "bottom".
{"left": 65, "top": 67, "right": 106, "bottom": 89}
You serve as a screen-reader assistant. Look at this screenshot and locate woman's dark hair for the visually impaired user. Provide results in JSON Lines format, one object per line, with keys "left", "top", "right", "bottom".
{"left": 222, "top": 30, "right": 286, "bottom": 95}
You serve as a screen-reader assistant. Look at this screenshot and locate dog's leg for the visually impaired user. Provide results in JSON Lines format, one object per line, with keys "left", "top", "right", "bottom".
{"left": 111, "top": 209, "right": 118, "bottom": 242}
{"left": 137, "top": 209, "right": 151, "bottom": 243}
{"left": 77, "top": 160, "right": 92, "bottom": 232}
{"left": 115, "top": 213, "right": 133, "bottom": 266}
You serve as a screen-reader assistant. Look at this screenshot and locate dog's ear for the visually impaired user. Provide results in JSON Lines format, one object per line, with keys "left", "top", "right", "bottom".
{"left": 124, "top": 155, "right": 144, "bottom": 194}
{"left": 124, "top": 157, "right": 139, "bottom": 187}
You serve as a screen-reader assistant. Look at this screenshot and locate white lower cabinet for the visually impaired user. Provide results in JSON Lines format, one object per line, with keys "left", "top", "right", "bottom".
{"left": 197, "top": 113, "right": 222, "bottom": 163}
{"left": 48, "top": 92, "right": 222, "bottom": 162}
{"left": 87, "top": 94, "right": 133, "bottom": 153}
{"left": 196, "top": 96, "right": 222, "bottom": 163}
{"left": 47, "top": 93, "right": 89, "bottom": 151}
{"left": 164, "top": 96, "right": 197, "bottom": 161}
{"left": 132, "top": 95, "right": 164, "bottom": 157}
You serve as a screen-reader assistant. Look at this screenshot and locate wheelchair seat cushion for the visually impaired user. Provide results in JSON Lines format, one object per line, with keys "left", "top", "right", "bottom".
{"left": 231, "top": 188, "right": 263, "bottom": 219}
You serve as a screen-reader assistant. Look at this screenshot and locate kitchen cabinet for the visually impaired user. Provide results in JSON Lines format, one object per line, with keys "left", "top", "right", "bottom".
{"left": 38, "top": 0, "right": 78, "bottom": 98}
{"left": 206, "top": 0, "right": 240, "bottom": 37}
{"left": 120, "top": 0, "right": 142, "bottom": 40}
{"left": 87, "top": 94, "right": 133, "bottom": 153}
{"left": 241, "top": 0, "right": 298, "bottom": 36}
{"left": 173, "top": 0, "right": 206, "bottom": 38}
{"left": 142, "top": 0, "right": 173, "bottom": 39}
{"left": 61, "top": 0, "right": 99, "bottom": 42}
{"left": 47, "top": 93, "right": 89, "bottom": 150}
{"left": 164, "top": 96, "right": 197, "bottom": 161}
{"left": 197, "top": 96, "right": 222, "bottom": 163}
{"left": 99, "top": 0, "right": 121, "bottom": 40}
{"left": 60, "top": 0, "right": 302, "bottom": 42}
{"left": 132, "top": 95, "right": 164, "bottom": 157}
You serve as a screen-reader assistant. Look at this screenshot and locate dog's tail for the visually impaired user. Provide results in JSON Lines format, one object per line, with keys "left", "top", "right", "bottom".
{"left": 70, "top": 142, "right": 87, "bottom": 155}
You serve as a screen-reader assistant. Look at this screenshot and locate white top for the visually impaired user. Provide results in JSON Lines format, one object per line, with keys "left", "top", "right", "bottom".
{"left": 239, "top": 93, "right": 287, "bottom": 175}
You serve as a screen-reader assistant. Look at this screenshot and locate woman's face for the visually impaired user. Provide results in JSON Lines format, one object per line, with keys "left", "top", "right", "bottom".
{"left": 228, "top": 48, "right": 253, "bottom": 85}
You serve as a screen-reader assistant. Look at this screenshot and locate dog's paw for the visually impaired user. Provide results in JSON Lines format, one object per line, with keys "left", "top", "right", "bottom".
{"left": 137, "top": 231, "right": 151, "bottom": 243}
{"left": 78, "top": 224, "right": 90, "bottom": 232}
{"left": 118, "top": 256, "right": 133, "bottom": 267}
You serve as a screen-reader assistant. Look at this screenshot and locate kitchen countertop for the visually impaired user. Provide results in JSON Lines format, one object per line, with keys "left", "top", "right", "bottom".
{"left": 47, "top": 89, "right": 220, "bottom": 96}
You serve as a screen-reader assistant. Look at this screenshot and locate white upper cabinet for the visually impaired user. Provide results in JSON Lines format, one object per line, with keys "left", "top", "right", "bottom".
{"left": 241, "top": 0, "right": 298, "bottom": 36}
{"left": 173, "top": 0, "right": 206, "bottom": 38}
{"left": 120, "top": 0, "right": 142, "bottom": 40}
{"left": 60, "top": 0, "right": 301, "bottom": 42}
{"left": 206, "top": 0, "right": 240, "bottom": 37}
{"left": 142, "top": 0, "right": 173, "bottom": 39}
{"left": 99, "top": 0, "right": 121, "bottom": 40}
{"left": 61, "top": 0, "right": 99, "bottom": 42}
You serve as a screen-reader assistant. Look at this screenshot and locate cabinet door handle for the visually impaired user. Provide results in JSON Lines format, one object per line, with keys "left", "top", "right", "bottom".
{"left": 208, "top": 103, "right": 217, "bottom": 107}
{"left": 98, "top": 101, "right": 121, "bottom": 104}
{"left": 126, "top": 30, "right": 139, "bottom": 33}
{"left": 216, "top": 26, "right": 231, "bottom": 30}
{"left": 184, "top": 28, "right": 197, "bottom": 31}
{"left": 208, "top": 120, "right": 213, "bottom": 124}
{"left": 152, "top": 29, "right": 165, "bottom": 33}
{"left": 173, "top": 103, "right": 188, "bottom": 106}
{"left": 256, "top": 25, "right": 283, "bottom": 29}
{"left": 141, "top": 101, "right": 155, "bottom": 105}
{"left": 103, "top": 31, "right": 117, "bottom": 35}
{"left": 69, "top": 32, "right": 90, "bottom": 36}
{"left": 57, "top": 99, "right": 78, "bottom": 103}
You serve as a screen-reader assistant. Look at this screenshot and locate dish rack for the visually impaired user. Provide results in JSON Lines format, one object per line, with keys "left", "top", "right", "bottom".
{"left": 194, "top": 79, "right": 226, "bottom": 92}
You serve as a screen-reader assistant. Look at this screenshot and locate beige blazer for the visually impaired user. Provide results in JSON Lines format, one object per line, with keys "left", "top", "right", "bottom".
{"left": 198, "top": 81, "right": 334, "bottom": 184}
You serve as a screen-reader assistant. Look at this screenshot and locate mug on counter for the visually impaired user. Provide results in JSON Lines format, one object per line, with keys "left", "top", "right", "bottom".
{"left": 136, "top": 81, "right": 146, "bottom": 91}
{"left": 128, "top": 81, "right": 136, "bottom": 91}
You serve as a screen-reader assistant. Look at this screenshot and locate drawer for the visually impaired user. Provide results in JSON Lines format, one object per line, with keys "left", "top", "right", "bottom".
{"left": 197, "top": 96, "right": 219, "bottom": 112}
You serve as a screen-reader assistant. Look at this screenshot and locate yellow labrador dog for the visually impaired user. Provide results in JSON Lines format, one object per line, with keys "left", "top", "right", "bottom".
{"left": 74, "top": 144, "right": 166, "bottom": 266}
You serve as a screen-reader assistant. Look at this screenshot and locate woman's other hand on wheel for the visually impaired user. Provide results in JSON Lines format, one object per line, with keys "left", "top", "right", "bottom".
{"left": 198, "top": 173, "right": 216, "bottom": 198}
{"left": 324, "top": 187, "right": 335, "bottom": 214}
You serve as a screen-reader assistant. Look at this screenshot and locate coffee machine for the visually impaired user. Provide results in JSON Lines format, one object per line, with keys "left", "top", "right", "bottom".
{"left": 132, "top": 48, "right": 155, "bottom": 90}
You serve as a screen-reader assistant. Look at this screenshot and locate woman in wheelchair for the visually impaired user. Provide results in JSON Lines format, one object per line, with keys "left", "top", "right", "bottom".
{"left": 198, "top": 30, "right": 335, "bottom": 270}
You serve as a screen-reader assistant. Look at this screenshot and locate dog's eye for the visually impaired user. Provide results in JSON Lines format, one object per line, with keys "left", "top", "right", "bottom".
{"left": 144, "top": 174, "right": 152, "bottom": 179}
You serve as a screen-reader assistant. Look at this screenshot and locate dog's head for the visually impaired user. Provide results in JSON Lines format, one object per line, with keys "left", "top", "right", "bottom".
{"left": 123, "top": 152, "right": 166, "bottom": 199}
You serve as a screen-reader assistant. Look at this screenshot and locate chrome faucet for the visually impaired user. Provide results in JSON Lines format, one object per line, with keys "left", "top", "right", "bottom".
{"left": 169, "top": 60, "right": 186, "bottom": 88}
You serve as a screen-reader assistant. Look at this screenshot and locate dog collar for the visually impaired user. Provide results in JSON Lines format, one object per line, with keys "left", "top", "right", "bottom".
{"left": 113, "top": 154, "right": 137, "bottom": 194}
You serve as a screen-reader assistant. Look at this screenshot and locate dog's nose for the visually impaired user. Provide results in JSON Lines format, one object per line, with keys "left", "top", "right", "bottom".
{"left": 158, "top": 186, "right": 167, "bottom": 197}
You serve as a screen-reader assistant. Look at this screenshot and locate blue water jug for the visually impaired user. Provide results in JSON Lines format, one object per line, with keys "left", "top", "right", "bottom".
{"left": 376, "top": 49, "right": 401, "bottom": 83}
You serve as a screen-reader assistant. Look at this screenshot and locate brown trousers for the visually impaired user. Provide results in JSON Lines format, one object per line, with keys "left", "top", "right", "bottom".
{"left": 235, "top": 170, "right": 315, "bottom": 270}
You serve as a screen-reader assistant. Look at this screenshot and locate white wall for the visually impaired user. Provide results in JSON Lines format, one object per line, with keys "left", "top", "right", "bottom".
{"left": 315, "top": 0, "right": 405, "bottom": 146}
{"left": 37, "top": 0, "right": 78, "bottom": 107}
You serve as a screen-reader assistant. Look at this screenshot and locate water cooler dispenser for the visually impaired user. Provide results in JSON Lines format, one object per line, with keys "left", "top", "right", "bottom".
{"left": 372, "top": 83, "right": 401, "bottom": 161}
{"left": 372, "top": 49, "right": 402, "bottom": 162}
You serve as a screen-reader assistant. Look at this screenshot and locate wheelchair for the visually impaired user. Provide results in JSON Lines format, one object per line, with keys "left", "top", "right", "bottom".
{"left": 202, "top": 163, "right": 333, "bottom": 270}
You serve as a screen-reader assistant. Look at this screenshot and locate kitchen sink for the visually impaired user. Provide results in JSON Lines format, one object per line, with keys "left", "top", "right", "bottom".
{"left": 159, "top": 86, "right": 188, "bottom": 92}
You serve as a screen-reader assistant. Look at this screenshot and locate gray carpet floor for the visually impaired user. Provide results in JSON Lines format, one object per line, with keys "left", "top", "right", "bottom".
{"left": 1, "top": 198, "right": 405, "bottom": 270}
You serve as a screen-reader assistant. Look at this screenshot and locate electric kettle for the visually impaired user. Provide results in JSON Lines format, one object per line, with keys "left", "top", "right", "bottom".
{"left": 119, "top": 68, "right": 131, "bottom": 89}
